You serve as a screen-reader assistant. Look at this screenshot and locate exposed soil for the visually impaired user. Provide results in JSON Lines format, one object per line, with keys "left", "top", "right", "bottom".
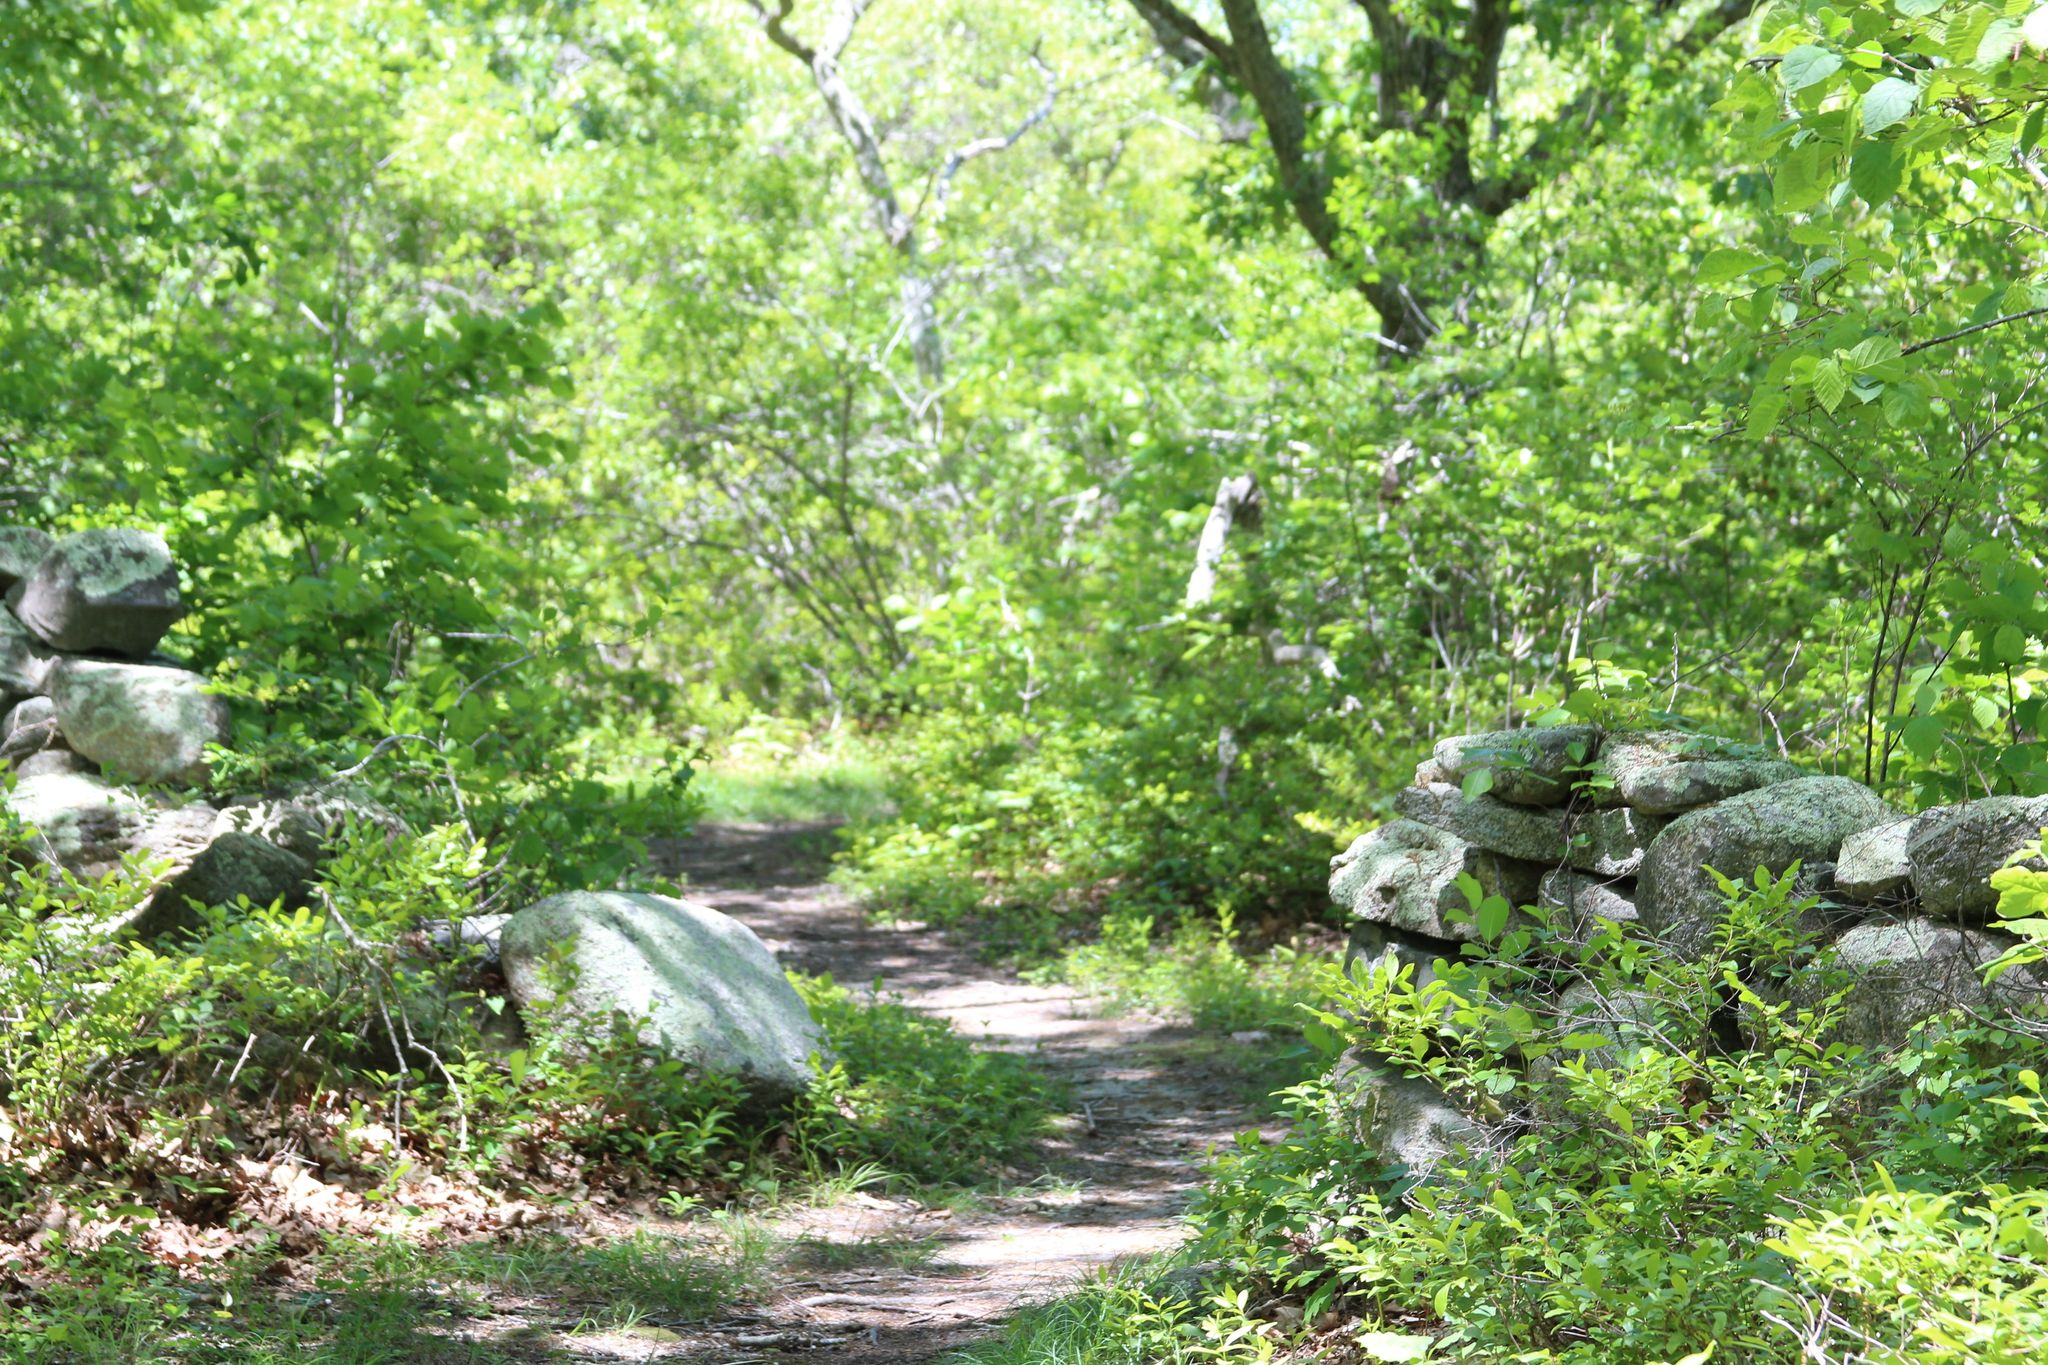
{"left": 603, "top": 821, "right": 1285, "bottom": 1364}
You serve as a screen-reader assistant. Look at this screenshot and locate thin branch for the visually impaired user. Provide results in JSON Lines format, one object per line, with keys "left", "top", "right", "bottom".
{"left": 1899, "top": 305, "right": 2048, "bottom": 356}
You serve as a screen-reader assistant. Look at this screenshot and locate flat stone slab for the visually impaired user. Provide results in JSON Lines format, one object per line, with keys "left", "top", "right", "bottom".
{"left": 1594, "top": 731, "right": 1805, "bottom": 814}
{"left": 1394, "top": 782, "right": 1665, "bottom": 876}
{"left": 4, "top": 771, "right": 151, "bottom": 879}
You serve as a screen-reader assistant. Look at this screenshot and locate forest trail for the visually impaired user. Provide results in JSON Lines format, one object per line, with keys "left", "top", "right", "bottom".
{"left": 627, "top": 821, "right": 1282, "bottom": 1364}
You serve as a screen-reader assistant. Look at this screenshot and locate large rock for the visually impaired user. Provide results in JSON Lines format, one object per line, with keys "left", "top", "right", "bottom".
{"left": 1330, "top": 820, "right": 1543, "bottom": 942}
{"left": 47, "top": 658, "right": 228, "bottom": 784}
{"left": 1905, "top": 796, "right": 2048, "bottom": 923}
{"left": 136, "top": 831, "right": 313, "bottom": 937}
{"left": 3, "top": 771, "right": 151, "bottom": 879}
{"left": 1323, "top": 1048, "right": 1493, "bottom": 1185}
{"left": 1595, "top": 731, "right": 1805, "bottom": 814}
{"left": 14, "top": 749, "right": 97, "bottom": 778}
{"left": 0, "top": 526, "right": 53, "bottom": 592}
{"left": 500, "top": 891, "right": 823, "bottom": 1101}
{"left": 1394, "top": 783, "right": 1666, "bottom": 876}
{"left": 1430, "top": 725, "right": 1600, "bottom": 807}
{"left": 1635, "top": 776, "right": 1894, "bottom": 959}
{"left": 1836, "top": 819, "right": 1914, "bottom": 904}
{"left": 1807, "top": 918, "right": 2045, "bottom": 1049}
{"left": 9, "top": 528, "right": 184, "bottom": 657}
{"left": 0, "top": 611, "right": 52, "bottom": 698}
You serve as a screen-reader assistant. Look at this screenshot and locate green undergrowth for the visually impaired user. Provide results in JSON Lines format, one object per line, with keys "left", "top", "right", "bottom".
{"left": 0, "top": 811, "right": 1062, "bottom": 1359}
{"left": 1044, "top": 907, "right": 1333, "bottom": 1036}
{"left": 1, "top": 1226, "right": 766, "bottom": 1365}
{"left": 959, "top": 867, "right": 2048, "bottom": 1365}
{"left": 793, "top": 972, "right": 1063, "bottom": 1185}
{"left": 689, "top": 720, "right": 895, "bottom": 824}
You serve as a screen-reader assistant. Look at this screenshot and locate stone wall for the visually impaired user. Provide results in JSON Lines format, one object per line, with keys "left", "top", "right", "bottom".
{"left": 1, "top": 526, "right": 386, "bottom": 937}
{"left": 1335, "top": 725, "right": 2048, "bottom": 1052}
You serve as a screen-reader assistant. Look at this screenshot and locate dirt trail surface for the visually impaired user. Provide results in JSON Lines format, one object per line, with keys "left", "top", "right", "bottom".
{"left": 623, "top": 821, "right": 1283, "bottom": 1364}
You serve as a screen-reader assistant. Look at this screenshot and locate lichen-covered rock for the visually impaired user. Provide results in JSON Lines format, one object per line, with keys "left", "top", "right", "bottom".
{"left": 1905, "top": 796, "right": 2048, "bottom": 923}
{"left": 137, "top": 831, "right": 313, "bottom": 937}
{"left": 1538, "top": 868, "right": 1638, "bottom": 941}
{"left": 10, "top": 528, "right": 184, "bottom": 657}
{"left": 1836, "top": 819, "right": 1914, "bottom": 903}
{"left": 47, "top": 658, "right": 228, "bottom": 785}
{"left": 0, "top": 526, "right": 53, "bottom": 592}
{"left": 0, "top": 611, "right": 52, "bottom": 698}
{"left": 1394, "top": 783, "right": 1665, "bottom": 876}
{"left": 215, "top": 785, "right": 410, "bottom": 863}
{"left": 1595, "top": 731, "right": 1805, "bottom": 814}
{"left": 1804, "top": 918, "right": 2045, "bottom": 1049}
{"left": 1323, "top": 1048, "right": 1493, "bottom": 1184}
{"left": 1430, "top": 725, "right": 1600, "bottom": 807}
{"left": 1635, "top": 776, "right": 1894, "bottom": 959}
{"left": 3, "top": 771, "right": 150, "bottom": 878}
{"left": 500, "top": 891, "right": 823, "bottom": 1101}
{"left": 1330, "top": 819, "right": 1543, "bottom": 941}
{"left": 1396, "top": 783, "right": 1568, "bottom": 862}
{"left": 1564, "top": 806, "right": 1668, "bottom": 878}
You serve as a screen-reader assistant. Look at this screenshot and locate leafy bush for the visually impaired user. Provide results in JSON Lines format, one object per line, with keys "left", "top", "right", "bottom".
{"left": 791, "top": 972, "right": 1061, "bottom": 1185}
{"left": 1148, "top": 868, "right": 2048, "bottom": 1363}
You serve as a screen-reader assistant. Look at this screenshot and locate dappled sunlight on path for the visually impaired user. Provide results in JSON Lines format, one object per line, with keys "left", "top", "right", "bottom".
{"left": 628, "top": 821, "right": 1284, "bottom": 1364}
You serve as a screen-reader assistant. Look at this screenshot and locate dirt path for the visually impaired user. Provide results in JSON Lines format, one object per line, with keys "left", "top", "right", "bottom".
{"left": 632, "top": 821, "right": 1284, "bottom": 1363}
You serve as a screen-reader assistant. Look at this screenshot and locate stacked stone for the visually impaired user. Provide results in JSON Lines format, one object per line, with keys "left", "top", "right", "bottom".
{"left": 1332, "top": 725, "right": 2048, "bottom": 1052}
{"left": 1324, "top": 725, "right": 2048, "bottom": 1179}
{"left": 0, "top": 526, "right": 397, "bottom": 938}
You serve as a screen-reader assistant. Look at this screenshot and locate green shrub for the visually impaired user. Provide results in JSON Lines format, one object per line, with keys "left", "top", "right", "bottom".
{"left": 1165, "top": 867, "right": 2048, "bottom": 1363}
{"left": 791, "top": 972, "right": 1060, "bottom": 1184}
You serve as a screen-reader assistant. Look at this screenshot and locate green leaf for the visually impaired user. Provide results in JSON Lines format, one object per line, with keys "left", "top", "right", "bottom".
{"left": 1881, "top": 381, "right": 1929, "bottom": 426}
{"left": 1901, "top": 714, "right": 1945, "bottom": 760}
{"left": 1896, "top": 0, "right": 1946, "bottom": 17}
{"left": 1461, "top": 767, "right": 1496, "bottom": 801}
{"left": 1476, "top": 894, "right": 1511, "bottom": 942}
{"left": 1846, "top": 334, "right": 1902, "bottom": 369}
{"left": 1993, "top": 623, "right": 2028, "bottom": 663}
{"left": 1781, "top": 45, "right": 1843, "bottom": 93}
{"left": 1699, "top": 247, "right": 1770, "bottom": 286}
{"left": 1775, "top": 141, "right": 1826, "bottom": 212}
{"left": 1977, "top": 19, "right": 2022, "bottom": 68}
{"left": 1851, "top": 142, "right": 1903, "bottom": 205}
{"left": 1813, "top": 358, "right": 1848, "bottom": 413}
{"left": 1862, "top": 77, "right": 1918, "bottom": 134}
{"left": 1747, "top": 389, "right": 1788, "bottom": 439}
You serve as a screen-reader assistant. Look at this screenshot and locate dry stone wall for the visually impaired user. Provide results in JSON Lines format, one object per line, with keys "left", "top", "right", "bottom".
{"left": 0, "top": 526, "right": 396, "bottom": 937}
{"left": 1336, "top": 726, "right": 2048, "bottom": 1051}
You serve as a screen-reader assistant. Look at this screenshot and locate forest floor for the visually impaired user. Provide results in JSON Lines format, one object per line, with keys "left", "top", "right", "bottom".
{"left": 564, "top": 820, "right": 1281, "bottom": 1365}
